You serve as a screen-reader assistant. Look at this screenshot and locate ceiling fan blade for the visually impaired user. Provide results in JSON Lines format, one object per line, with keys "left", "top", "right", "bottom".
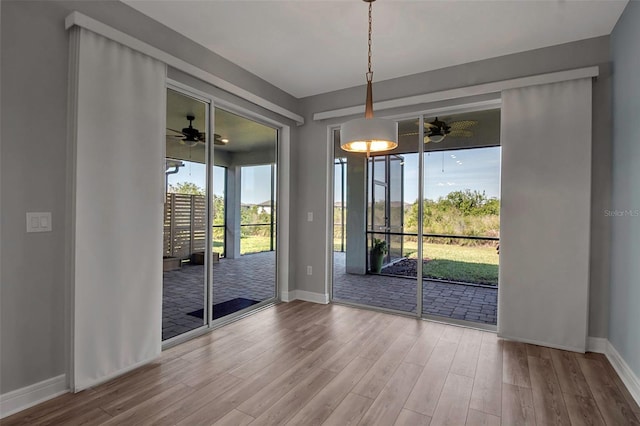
{"left": 449, "top": 120, "right": 478, "bottom": 130}
{"left": 167, "top": 128, "right": 185, "bottom": 136}
{"left": 449, "top": 129, "right": 473, "bottom": 138}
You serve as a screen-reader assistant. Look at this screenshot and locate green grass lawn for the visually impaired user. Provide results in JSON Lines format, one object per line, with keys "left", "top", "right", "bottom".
{"left": 405, "top": 243, "right": 499, "bottom": 285}
{"left": 210, "top": 235, "right": 274, "bottom": 256}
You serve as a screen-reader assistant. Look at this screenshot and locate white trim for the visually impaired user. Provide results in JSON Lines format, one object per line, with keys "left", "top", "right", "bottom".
{"left": 498, "top": 333, "right": 586, "bottom": 353}
{"left": 0, "top": 375, "right": 68, "bottom": 419}
{"left": 64, "top": 12, "right": 304, "bottom": 126}
{"left": 606, "top": 341, "right": 640, "bottom": 406}
{"left": 282, "top": 290, "right": 329, "bottom": 304}
{"left": 586, "top": 337, "right": 639, "bottom": 407}
{"left": 587, "top": 336, "right": 608, "bottom": 353}
{"left": 313, "top": 66, "right": 599, "bottom": 121}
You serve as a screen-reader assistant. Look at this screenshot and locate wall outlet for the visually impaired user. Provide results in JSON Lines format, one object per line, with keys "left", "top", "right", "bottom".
{"left": 306, "top": 265, "right": 313, "bottom": 275}
{"left": 307, "top": 211, "right": 313, "bottom": 222}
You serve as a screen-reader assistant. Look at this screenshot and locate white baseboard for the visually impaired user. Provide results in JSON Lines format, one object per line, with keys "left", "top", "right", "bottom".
{"left": 587, "top": 336, "right": 640, "bottom": 407}
{"left": 605, "top": 340, "right": 640, "bottom": 408}
{"left": 281, "top": 290, "right": 329, "bottom": 304}
{"left": 0, "top": 374, "right": 68, "bottom": 419}
{"left": 587, "top": 336, "right": 608, "bottom": 353}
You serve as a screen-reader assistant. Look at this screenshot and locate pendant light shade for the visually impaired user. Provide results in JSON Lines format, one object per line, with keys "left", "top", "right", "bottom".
{"left": 340, "top": 0, "right": 397, "bottom": 155}
{"left": 341, "top": 117, "right": 398, "bottom": 153}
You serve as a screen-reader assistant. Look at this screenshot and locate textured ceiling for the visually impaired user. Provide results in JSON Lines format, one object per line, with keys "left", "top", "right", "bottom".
{"left": 126, "top": 0, "right": 627, "bottom": 98}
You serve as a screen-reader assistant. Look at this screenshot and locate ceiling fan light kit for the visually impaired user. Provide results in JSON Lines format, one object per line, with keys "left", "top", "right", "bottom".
{"left": 340, "top": 0, "right": 397, "bottom": 156}
{"left": 424, "top": 117, "right": 451, "bottom": 144}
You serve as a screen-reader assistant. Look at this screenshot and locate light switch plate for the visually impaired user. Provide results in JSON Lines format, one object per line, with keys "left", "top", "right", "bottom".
{"left": 26, "top": 212, "right": 52, "bottom": 233}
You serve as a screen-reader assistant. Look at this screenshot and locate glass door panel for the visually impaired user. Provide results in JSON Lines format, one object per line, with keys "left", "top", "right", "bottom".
{"left": 211, "top": 108, "right": 278, "bottom": 321}
{"left": 421, "top": 111, "right": 501, "bottom": 325}
{"left": 163, "top": 88, "right": 209, "bottom": 341}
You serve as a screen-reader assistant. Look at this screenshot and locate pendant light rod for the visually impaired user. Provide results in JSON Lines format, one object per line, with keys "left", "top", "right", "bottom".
{"left": 340, "top": 0, "right": 398, "bottom": 154}
{"left": 365, "top": 0, "right": 374, "bottom": 119}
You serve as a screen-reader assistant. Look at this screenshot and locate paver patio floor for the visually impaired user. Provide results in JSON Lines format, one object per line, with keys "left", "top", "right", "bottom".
{"left": 162, "top": 251, "right": 497, "bottom": 340}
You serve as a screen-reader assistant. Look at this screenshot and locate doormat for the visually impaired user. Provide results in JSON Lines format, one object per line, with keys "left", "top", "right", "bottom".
{"left": 187, "top": 297, "right": 261, "bottom": 319}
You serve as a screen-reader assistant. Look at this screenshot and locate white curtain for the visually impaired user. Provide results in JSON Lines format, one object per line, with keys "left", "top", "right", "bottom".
{"left": 499, "top": 78, "right": 592, "bottom": 352}
{"left": 69, "top": 27, "right": 166, "bottom": 390}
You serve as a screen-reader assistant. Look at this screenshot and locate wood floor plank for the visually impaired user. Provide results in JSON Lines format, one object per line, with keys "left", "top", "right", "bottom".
{"left": 502, "top": 383, "right": 535, "bottom": 426}
{"left": 143, "top": 373, "right": 242, "bottom": 425}
{"left": 578, "top": 357, "right": 640, "bottom": 425}
{"left": 212, "top": 409, "right": 255, "bottom": 426}
{"left": 394, "top": 409, "right": 431, "bottom": 426}
{"left": 465, "top": 408, "right": 500, "bottom": 426}
{"left": 321, "top": 392, "right": 373, "bottom": 426}
{"left": 430, "top": 373, "right": 474, "bottom": 426}
{"left": 228, "top": 342, "right": 309, "bottom": 380}
{"left": 404, "top": 339, "right": 459, "bottom": 416}
{"left": 469, "top": 333, "right": 502, "bottom": 417}
{"left": 45, "top": 407, "right": 112, "bottom": 426}
{"left": 236, "top": 340, "right": 342, "bottom": 418}
{"left": 403, "top": 322, "right": 445, "bottom": 366}
{"left": 352, "top": 333, "right": 417, "bottom": 400}
{"left": 562, "top": 392, "right": 605, "bottom": 426}
{"left": 101, "top": 383, "right": 193, "bottom": 425}
{"left": 249, "top": 368, "right": 336, "bottom": 425}
{"left": 526, "top": 343, "right": 552, "bottom": 359}
{"left": 549, "top": 348, "right": 592, "bottom": 398}
{"left": 450, "top": 328, "right": 483, "bottom": 378}
{"left": 528, "top": 355, "right": 571, "bottom": 425}
{"left": 359, "top": 362, "right": 423, "bottom": 426}
{"left": 439, "top": 324, "right": 464, "bottom": 344}
{"left": 503, "top": 340, "right": 531, "bottom": 388}
{"left": 286, "top": 356, "right": 374, "bottom": 425}
{"left": 356, "top": 316, "right": 409, "bottom": 361}
{"left": 319, "top": 319, "right": 379, "bottom": 373}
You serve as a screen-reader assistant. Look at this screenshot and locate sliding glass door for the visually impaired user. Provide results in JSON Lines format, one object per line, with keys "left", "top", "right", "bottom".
{"left": 162, "top": 87, "right": 279, "bottom": 343}
{"left": 332, "top": 109, "right": 501, "bottom": 327}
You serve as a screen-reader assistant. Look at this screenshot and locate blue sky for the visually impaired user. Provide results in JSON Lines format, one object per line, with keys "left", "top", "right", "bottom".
{"left": 335, "top": 146, "right": 501, "bottom": 203}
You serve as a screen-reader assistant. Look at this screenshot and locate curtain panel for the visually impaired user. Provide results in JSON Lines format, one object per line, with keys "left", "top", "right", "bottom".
{"left": 68, "top": 27, "right": 166, "bottom": 391}
{"left": 498, "top": 78, "right": 592, "bottom": 352}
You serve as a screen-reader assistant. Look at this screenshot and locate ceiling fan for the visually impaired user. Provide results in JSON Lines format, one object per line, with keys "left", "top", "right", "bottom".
{"left": 166, "top": 115, "right": 229, "bottom": 146}
{"left": 424, "top": 117, "right": 479, "bottom": 143}
{"left": 402, "top": 117, "right": 478, "bottom": 143}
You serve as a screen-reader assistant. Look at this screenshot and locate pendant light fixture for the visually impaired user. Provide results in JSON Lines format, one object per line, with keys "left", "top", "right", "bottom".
{"left": 340, "top": 0, "right": 397, "bottom": 156}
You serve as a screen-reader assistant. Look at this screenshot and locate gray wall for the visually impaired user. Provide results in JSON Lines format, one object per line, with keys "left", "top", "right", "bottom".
{"left": 0, "top": 0, "right": 297, "bottom": 394}
{"left": 610, "top": 1, "right": 640, "bottom": 378}
{"left": 293, "top": 36, "right": 613, "bottom": 339}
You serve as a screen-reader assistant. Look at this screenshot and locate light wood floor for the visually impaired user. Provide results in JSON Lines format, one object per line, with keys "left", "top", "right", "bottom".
{"left": 5, "top": 301, "right": 640, "bottom": 425}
